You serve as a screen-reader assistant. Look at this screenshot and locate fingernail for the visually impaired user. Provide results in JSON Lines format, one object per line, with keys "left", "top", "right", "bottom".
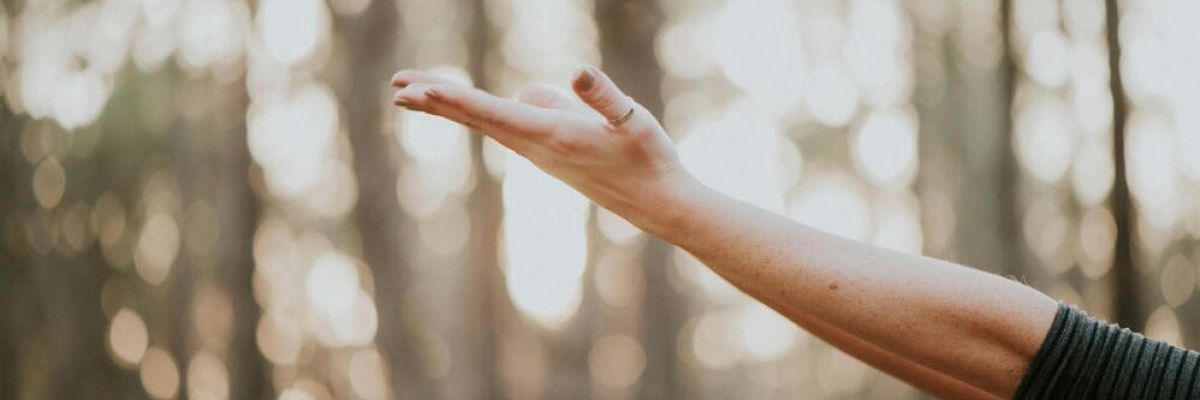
{"left": 573, "top": 67, "right": 595, "bottom": 92}
{"left": 425, "top": 88, "right": 442, "bottom": 101}
{"left": 396, "top": 101, "right": 418, "bottom": 111}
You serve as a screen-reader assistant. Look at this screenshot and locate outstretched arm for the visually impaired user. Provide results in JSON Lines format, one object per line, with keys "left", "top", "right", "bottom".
{"left": 391, "top": 66, "right": 1056, "bottom": 398}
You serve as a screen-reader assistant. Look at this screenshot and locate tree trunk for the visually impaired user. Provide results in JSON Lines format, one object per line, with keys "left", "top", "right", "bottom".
{"left": 461, "top": 0, "right": 505, "bottom": 397}
{"left": 213, "top": 76, "right": 267, "bottom": 400}
{"left": 0, "top": 104, "right": 20, "bottom": 400}
{"left": 1104, "top": 0, "right": 1140, "bottom": 330}
{"left": 912, "top": 1, "right": 1023, "bottom": 278}
{"left": 593, "top": 1, "right": 682, "bottom": 398}
{"left": 337, "top": 1, "right": 435, "bottom": 397}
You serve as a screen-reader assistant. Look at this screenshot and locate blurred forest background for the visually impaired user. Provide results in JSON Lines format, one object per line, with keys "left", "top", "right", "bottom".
{"left": 2, "top": 0, "right": 1200, "bottom": 398}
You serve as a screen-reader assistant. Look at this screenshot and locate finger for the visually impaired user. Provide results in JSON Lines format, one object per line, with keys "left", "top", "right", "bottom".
{"left": 427, "top": 85, "right": 567, "bottom": 135}
{"left": 394, "top": 83, "right": 484, "bottom": 126}
{"left": 395, "top": 83, "right": 566, "bottom": 141}
{"left": 514, "top": 84, "right": 590, "bottom": 114}
{"left": 393, "top": 82, "right": 432, "bottom": 109}
{"left": 391, "top": 69, "right": 458, "bottom": 88}
{"left": 571, "top": 65, "right": 637, "bottom": 125}
{"left": 393, "top": 83, "right": 523, "bottom": 150}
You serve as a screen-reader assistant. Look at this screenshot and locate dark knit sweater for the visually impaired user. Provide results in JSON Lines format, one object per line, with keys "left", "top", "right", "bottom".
{"left": 1014, "top": 302, "right": 1200, "bottom": 399}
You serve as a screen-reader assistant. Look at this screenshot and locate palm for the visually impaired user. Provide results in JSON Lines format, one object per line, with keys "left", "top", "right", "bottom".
{"left": 390, "top": 67, "right": 687, "bottom": 221}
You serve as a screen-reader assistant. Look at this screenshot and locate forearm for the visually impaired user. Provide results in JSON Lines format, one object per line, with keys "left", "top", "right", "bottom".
{"left": 756, "top": 294, "right": 999, "bottom": 400}
{"left": 390, "top": 65, "right": 1059, "bottom": 398}
{"left": 634, "top": 177, "right": 1058, "bottom": 397}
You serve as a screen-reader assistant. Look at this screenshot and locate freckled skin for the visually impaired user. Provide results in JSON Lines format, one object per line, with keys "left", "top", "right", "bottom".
{"left": 391, "top": 66, "right": 1058, "bottom": 400}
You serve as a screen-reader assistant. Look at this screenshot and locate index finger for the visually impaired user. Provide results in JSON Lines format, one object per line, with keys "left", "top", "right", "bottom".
{"left": 396, "top": 83, "right": 575, "bottom": 144}
{"left": 392, "top": 69, "right": 457, "bottom": 88}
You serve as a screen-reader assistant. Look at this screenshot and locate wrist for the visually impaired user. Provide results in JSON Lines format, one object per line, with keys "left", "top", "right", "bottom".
{"left": 623, "top": 168, "right": 710, "bottom": 241}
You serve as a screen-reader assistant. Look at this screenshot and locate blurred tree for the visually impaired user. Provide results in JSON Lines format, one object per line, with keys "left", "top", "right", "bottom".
{"left": 210, "top": 75, "right": 266, "bottom": 400}
{"left": 1, "top": 101, "right": 30, "bottom": 400}
{"left": 335, "top": 0, "right": 436, "bottom": 397}
{"left": 912, "top": 0, "right": 1023, "bottom": 278}
{"left": 1104, "top": 0, "right": 1141, "bottom": 330}
{"left": 591, "top": 1, "right": 685, "bottom": 399}
{"left": 2, "top": 0, "right": 1196, "bottom": 398}
{"left": 462, "top": 0, "right": 505, "bottom": 397}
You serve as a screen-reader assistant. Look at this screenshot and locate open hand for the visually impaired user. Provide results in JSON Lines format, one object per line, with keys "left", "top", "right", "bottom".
{"left": 391, "top": 66, "right": 699, "bottom": 233}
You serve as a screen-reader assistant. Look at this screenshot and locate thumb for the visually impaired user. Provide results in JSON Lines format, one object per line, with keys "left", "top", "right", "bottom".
{"left": 572, "top": 66, "right": 637, "bottom": 125}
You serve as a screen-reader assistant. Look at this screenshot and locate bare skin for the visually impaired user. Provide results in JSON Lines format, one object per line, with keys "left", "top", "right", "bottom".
{"left": 391, "top": 66, "right": 1058, "bottom": 399}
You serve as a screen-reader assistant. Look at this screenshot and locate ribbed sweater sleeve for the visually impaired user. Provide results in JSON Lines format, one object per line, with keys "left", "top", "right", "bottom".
{"left": 1013, "top": 302, "right": 1200, "bottom": 399}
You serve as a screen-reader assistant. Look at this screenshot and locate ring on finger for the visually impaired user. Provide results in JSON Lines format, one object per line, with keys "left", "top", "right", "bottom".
{"left": 609, "top": 99, "right": 636, "bottom": 127}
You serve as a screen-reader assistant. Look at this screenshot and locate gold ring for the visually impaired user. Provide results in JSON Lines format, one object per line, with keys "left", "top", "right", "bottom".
{"left": 609, "top": 102, "right": 636, "bottom": 127}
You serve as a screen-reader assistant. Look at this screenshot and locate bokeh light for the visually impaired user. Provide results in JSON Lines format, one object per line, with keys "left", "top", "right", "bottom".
{"left": 804, "top": 66, "right": 860, "bottom": 127}
{"left": 348, "top": 348, "right": 390, "bottom": 400}
{"left": 3, "top": 0, "right": 1199, "bottom": 398}
{"left": 247, "top": 82, "right": 341, "bottom": 198}
{"left": 32, "top": 157, "right": 66, "bottom": 209}
{"left": 588, "top": 334, "right": 646, "bottom": 390}
{"left": 678, "top": 107, "right": 788, "bottom": 212}
{"left": 790, "top": 177, "right": 871, "bottom": 242}
{"left": 135, "top": 213, "right": 180, "bottom": 285}
{"left": 140, "top": 346, "right": 180, "bottom": 400}
{"left": 737, "top": 303, "right": 800, "bottom": 361}
{"left": 502, "top": 157, "right": 589, "bottom": 328}
{"left": 712, "top": 0, "right": 806, "bottom": 112}
{"left": 853, "top": 109, "right": 918, "bottom": 187}
{"left": 1015, "top": 95, "right": 1074, "bottom": 183}
{"left": 187, "top": 351, "right": 230, "bottom": 400}
{"left": 493, "top": 0, "right": 597, "bottom": 330}
{"left": 108, "top": 308, "right": 149, "bottom": 368}
{"left": 257, "top": 0, "right": 327, "bottom": 65}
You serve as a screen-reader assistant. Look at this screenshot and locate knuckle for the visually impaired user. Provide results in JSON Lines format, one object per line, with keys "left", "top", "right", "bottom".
{"left": 620, "top": 129, "right": 655, "bottom": 151}
{"left": 543, "top": 131, "right": 569, "bottom": 150}
{"left": 591, "top": 88, "right": 620, "bottom": 111}
{"left": 548, "top": 118, "right": 580, "bottom": 139}
{"left": 544, "top": 131, "right": 582, "bottom": 155}
{"left": 473, "top": 108, "right": 497, "bottom": 124}
{"left": 616, "top": 117, "right": 666, "bottom": 147}
{"left": 435, "top": 93, "right": 462, "bottom": 108}
{"left": 548, "top": 118, "right": 573, "bottom": 135}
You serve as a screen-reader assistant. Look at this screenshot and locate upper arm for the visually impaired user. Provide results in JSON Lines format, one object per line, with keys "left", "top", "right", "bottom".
{"left": 1013, "top": 304, "right": 1200, "bottom": 399}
